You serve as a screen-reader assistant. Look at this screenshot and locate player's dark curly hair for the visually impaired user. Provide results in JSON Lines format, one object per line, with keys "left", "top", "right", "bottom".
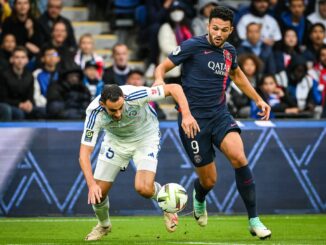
{"left": 100, "top": 85, "right": 123, "bottom": 103}
{"left": 209, "top": 6, "right": 234, "bottom": 24}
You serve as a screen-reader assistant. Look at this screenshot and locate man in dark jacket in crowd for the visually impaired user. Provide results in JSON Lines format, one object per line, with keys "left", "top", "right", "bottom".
{"left": 47, "top": 64, "right": 91, "bottom": 119}
{"left": 0, "top": 46, "right": 35, "bottom": 121}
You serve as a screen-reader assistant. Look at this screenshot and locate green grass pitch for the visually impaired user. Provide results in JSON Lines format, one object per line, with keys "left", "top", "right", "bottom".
{"left": 0, "top": 215, "right": 325, "bottom": 244}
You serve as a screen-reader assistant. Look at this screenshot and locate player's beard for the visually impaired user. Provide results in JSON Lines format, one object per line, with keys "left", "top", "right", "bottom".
{"left": 208, "top": 32, "right": 225, "bottom": 48}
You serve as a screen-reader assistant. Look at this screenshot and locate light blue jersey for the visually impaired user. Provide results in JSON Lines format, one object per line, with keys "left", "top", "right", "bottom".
{"left": 81, "top": 85, "right": 165, "bottom": 146}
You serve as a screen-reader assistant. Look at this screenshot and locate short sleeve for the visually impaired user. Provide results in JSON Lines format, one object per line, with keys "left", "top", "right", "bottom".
{"left": 124, "top": 86, "right": 165, "bottom": 106}
{"left": 168, "top": 38, "right": 195, "bottom": 66}
{"left": 229, "top": 45, "right": 238, "bottom": 70}
{"left": 81, "top": 106, "right": 103, "bottom": 147}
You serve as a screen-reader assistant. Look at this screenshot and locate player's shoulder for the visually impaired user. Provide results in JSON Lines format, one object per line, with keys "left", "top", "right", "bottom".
{"left": 223, "top": 42, "right": 237, "bottom": 54}
{"left": 86, "top": 95, "right": 104, "bottom": 114}
{"left": 121, "top": 85, "right": 149, "bottom": 101}
{"left": 223, "top": 42, "right": 236, "bottom": 51}
{"left": 182, "top": 35, "right": 207, "bottom": 47}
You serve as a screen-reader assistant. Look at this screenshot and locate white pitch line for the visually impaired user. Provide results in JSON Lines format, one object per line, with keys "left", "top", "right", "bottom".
{"left": 0, "top": 218, "right": 140, "bottom": 223}
{"left": 167, "top": 242, "right": 254, "bottom": 245}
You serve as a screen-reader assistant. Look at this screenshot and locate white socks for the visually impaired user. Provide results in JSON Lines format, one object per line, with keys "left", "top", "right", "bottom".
{"left": 92, "top": 196, "right": 111, "bottom": 227}
{"left": 151, "top": 182, "right": 162, "bottom": 200}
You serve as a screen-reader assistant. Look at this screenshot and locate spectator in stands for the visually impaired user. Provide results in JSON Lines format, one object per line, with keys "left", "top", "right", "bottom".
{"left": 38, "top": 0, "right": 77, "bottom": 48}
{"left": 47, "top": 63, "right": 91, "bottom": 119}
{"left": 308, "top": 0, "right": 326, "bottom": 28}
{"left": 237, "top": 22, "right": 276, "bottom": 74}
{"left": 0, "top": 46, "right": 34, "bottom": 121}
{"left": 44, "top": 20, "right": 76, "bottom": 71}
{"left": 158, "top": 0, "right": 192, "bottom": 84}
{"left": 0, "top": 0, "right": 12, "bottom": 23}
{"left": 102, "top": 43, "right": 131, "bottom": 86}
{"left": 74, "top": 33, "right": 104, "bottom": 78}
{"left": 126, "top": 69, "right": 166, "bottom": 120}
{"left": 229, "top": 53, "right": 263, "bottom": 118}
{"left": 273, "top": 28, "right": 301, "bottom": 72}
{"left": 251, "top": 74, "right": 299, "bottom": 118}
{"left": 236, "top": 0, "right": 282, "bottom": 46}
{"left": 309, "top": 44, "right": 326, "bottom": 112}
{"left": 2, "top": 0, "right": 41, "bottom": 55}
{"left": 33, "top": 45, "right": 60, "bottom": 112}
{"left": 278, "top": 0, "right": 312, "bottom": 46}
{"left": 0, "top": 33, "right": 16, "bottom": 71}
{"left": 303, "top": 23, "right": 326, "bottom": 65}
{"left": 82, "top": 60, "right": 104, "bottom": 100}
{"left": 275, "top": 55, "right": 322, "bottom": 116}
{"left": 192, "top": 0, "right": 219, "bottom": 36}
{"left": 141, "top": 0, "right": 173, "bottom": 78}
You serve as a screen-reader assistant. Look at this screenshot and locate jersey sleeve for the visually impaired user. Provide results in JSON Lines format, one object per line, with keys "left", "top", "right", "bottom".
{"left": 81, "top": 105, "right": 103, "bottom": 147}
{"left": 168, "top": 38, "right": 195, "bottom": 66}
{"left": 229, "top": 45, "right": 238, "bottom": 70}
{"left": 124, "top": 85, "right": 165, "bottom": 106}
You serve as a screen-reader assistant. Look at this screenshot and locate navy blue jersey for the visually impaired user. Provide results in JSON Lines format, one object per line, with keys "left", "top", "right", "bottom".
{"left": 168, "top": 35, "right": 238, "bottom": 118}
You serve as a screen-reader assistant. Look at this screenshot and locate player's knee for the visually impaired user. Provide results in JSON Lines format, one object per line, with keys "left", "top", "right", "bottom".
{"left": 135, "top": 183, "right": 153, "bottom": 198}
{"left": 230, "top": 153, "right": 247, "bottom": 168}
{"left": 201, "top": 177, "right": 216, "bottom": 190}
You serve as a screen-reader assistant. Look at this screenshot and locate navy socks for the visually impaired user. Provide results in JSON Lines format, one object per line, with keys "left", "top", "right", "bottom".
{"left": 235, "top": 165, "right": 257, "bottom": 218}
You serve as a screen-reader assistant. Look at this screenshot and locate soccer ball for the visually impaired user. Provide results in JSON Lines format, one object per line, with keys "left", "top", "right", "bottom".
{"left": 157, "top": 183, "right": 188, "bottom": 213}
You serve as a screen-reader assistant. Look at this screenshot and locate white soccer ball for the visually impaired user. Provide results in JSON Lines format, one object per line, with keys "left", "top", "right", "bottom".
{"left": 157, "top": 183, "right": 188, "bottom": 213}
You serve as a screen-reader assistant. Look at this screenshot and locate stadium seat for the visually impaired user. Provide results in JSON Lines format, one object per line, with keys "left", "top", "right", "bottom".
{"left": 111, "top": 0, "right": 140, "bottom": 29}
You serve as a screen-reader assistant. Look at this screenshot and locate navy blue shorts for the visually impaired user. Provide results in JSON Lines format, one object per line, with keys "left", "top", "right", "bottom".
{"left": 178, "top": 111, "right": 241, "bottom": 167}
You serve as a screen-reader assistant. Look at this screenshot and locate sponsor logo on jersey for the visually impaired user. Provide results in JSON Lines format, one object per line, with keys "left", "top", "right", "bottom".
{"left": 84, "top": 129, "right": 94, "bottom": 142}
{"left": 204, "top": 50, "right": 213, "bottom": 55}
{"left": 128, "top": 110, "right": 138, "bottom": 117}
{"left": 151, "top": 88, "right": 158, "bottom": 95}
{"left": 172, "top": 46, "right": 181, "bottom": 55}
{"left": 208, "top": 61, "right": 229, "bottom": 76}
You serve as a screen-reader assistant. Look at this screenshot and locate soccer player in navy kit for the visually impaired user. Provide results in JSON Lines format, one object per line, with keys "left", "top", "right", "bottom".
{"left": 154, "top": 6, "right": 272, "bottom": 239}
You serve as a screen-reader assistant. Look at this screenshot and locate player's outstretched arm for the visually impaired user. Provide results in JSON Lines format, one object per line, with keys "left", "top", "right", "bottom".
{"left": 162, "top": 84, "right": 200, "bottom": 138}
{"left": 229, "top": 67, "right": 271, "bottom": 120}
{"left": 79, "top": 144, "right": 102, "bottom": 204}
{"left": 153, "top": 58, "right": 176, "bottom": 86}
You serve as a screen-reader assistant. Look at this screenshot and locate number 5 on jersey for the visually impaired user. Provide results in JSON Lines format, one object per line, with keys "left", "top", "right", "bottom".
{"left": 106, "top": 147, "right": 114, "bottom": 159}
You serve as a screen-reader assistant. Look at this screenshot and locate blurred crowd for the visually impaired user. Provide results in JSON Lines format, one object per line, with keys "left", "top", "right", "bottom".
{"left": 0, "top": 0, "right": 326, "bottom": 121}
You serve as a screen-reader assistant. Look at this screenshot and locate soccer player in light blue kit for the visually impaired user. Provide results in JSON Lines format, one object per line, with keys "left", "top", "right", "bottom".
{"left": 79, "top": 84, "right": 199, "bottom": 241}
{"left": 154, "top": 6, "right": 272, "bottom": 240}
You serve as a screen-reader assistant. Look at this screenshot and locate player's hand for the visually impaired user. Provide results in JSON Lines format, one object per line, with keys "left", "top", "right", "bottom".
{"left": 256, "top": 100, "right": 271, "bottom": 120}
{"left": 88, "top": 183, "right": 102, "bottom": 205}
{"left": 181, "top": 114, "right": 200, "bottom": 139}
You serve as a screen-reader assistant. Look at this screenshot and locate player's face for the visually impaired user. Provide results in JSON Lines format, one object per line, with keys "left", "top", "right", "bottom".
{"left": 207, "top": 18, "right": 233, "bottom": 48}
{"left": 102, "top": 97, "right": 124, "bottom": 121}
